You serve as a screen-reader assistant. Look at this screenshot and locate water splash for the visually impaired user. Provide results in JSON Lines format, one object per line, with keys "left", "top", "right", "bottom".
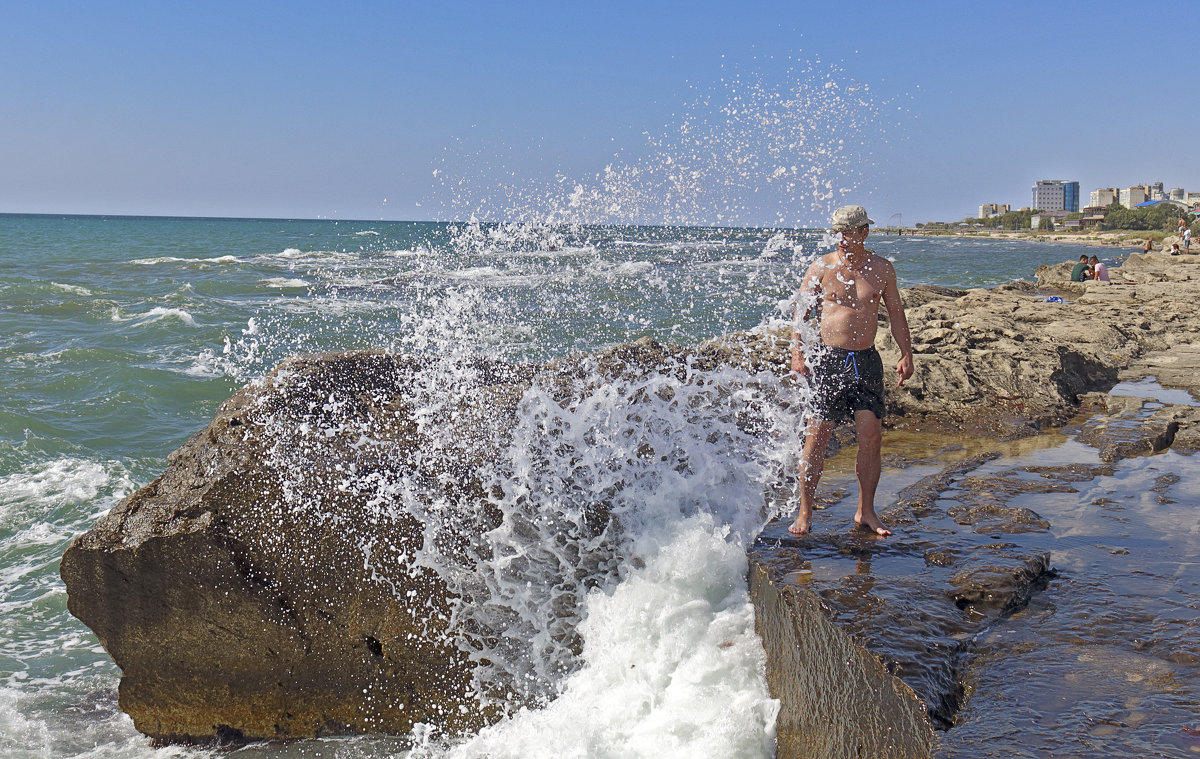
{"left": 429, "top": 56, "right": 899, "bottom": 230}
{"left": 180, "top": 55, "right": 899, "bottom": 753}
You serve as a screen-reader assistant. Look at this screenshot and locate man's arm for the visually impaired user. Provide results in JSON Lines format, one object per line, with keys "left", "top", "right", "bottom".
{"left": 790, "top": 261, "right": 823, "bottom": 377}
{"left": 881, "top": 262, "right": 914, "bottom": 386}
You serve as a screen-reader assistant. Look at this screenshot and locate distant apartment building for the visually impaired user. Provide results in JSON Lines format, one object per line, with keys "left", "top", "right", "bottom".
{"left": 1150, "top": 181, "right": 1165, "bottom": 201}
{"left": 1089, "top": 187, "right": 1120, "bottom": 207}
{"left": 1121, "top": 186, "right": 1149, "bottom": 208}
{"left": 1032, "top": 180, "right": 1080, "bottom": 212}
{"left": 1170, "top": 188, "right": 1186, "bottom": 202}
{"left": 978, "top": 202, "right": 1011, "bottom": 218}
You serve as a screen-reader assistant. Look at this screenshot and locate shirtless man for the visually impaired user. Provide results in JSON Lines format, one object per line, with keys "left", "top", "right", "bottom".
{"left": 788, "top": 205, "right": 914, "bottom": 537}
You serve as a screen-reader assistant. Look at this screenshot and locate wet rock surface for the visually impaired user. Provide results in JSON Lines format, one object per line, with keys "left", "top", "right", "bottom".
{"left": 760, "top": 432, "right": 1200, "bottom": 757}
{"left": 931, "top": 442, "right": 1200, "bottom": 757}
{"left": 749, "top": 563, "right": 934, "bottom": 759}
{"left": 754, "top": 453, "right": 1072, "bottom": 749}
{"left": 1071, "top": 391, "right": 1200, "bottom": 461}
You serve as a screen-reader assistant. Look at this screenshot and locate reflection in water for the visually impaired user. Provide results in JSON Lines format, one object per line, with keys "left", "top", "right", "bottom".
{"left": 759, "top": 428, "right": 1200, "bottom": 757}
{"left": 939, "top": 444, "right": 1200, "bottom": 758}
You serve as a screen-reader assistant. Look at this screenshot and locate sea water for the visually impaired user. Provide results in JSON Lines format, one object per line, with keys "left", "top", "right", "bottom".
{"left": 0, "top": 213, "right": 1120, "bottom": 758}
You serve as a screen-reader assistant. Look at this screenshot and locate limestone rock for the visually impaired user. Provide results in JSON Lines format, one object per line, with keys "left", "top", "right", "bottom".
{"left": 60, "top": 352, "right": 522, "bottom": 743}
{"left": 749, "top": 562, "right": 934, "bottom": 759}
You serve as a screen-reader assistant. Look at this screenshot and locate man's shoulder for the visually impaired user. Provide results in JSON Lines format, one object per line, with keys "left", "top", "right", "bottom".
{"left": 805, "top": 252, "right": 838, "bottom": 274}
{"left": 864, "top": 250, "right": 896, "bottom": 275}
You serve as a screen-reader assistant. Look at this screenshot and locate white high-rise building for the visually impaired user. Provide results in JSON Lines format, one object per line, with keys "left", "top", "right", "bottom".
{"left": 1032, "top": 180, "right": 1080, "bottom": 212}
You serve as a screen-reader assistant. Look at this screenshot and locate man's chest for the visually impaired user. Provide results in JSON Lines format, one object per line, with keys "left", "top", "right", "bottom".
{"left": 819, "top": 266, "right": 883, "bottom": 306}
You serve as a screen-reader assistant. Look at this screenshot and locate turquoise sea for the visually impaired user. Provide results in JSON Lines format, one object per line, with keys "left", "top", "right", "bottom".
{"left": 3, "top": 213, "right": 1171, "bottom": 758}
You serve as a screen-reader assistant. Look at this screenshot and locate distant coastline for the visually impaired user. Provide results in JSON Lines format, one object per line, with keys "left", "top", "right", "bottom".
{"left": 905, "top": 227, "right": 1162, "bottom": 250}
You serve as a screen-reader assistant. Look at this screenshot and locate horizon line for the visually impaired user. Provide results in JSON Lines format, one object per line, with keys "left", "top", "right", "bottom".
{"left": 0, "top": 211, "right": 853, "bottom": 232}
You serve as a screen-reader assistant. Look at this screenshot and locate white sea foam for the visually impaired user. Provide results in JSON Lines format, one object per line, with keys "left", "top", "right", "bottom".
{"left": 355, "top": 230, "right": 381, "bottom": 236}
{"left": 0, "top": 681, "right": 197, "bottom": 759}
{"left": 270, "top": 284, "right": 805, "bottom": 756}
{"left": 448, "top": 266, "right": 503, "bottom": 280}
{"left": 0, "top": 457, "right": 133, "bottom": 597}
{"left": 443, "top": 516, "right": 778, "bottom": 759}
{"left": 109, "top": 305, "right": 199, "bottom": 327}
{"left": 443, "top": 267, "right": 548, "bottom": 288}
{"left": 0, "top": 458, "right": 129, "bottom": 529}
{"left": 51, "top": 283, "right": 94, "bottom": 296}
{"left": 128, "top": 255, "right": 242, "bottom": 266}
{"left": 128, "top": 307, "right": 198, "bottom": 328}
{"left": 609, "top": 261, "right": 654, "bottom": 276}
{"left": 0, "top": 688, "right": 52, "bottom": 758}
{"left": 187, "top": 318, "right": 263, "bottom": 379}
{"left": 259, "top": 277, "right": 312, "bottom": 289}
{"left": 0, "top": 457, "right": 134, "bottom": 655}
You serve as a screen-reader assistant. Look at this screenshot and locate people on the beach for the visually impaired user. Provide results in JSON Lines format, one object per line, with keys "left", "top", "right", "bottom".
{"left": 788, "top": 205, "right": 914, "bottom": 538}
{"left": 1144, "top": 239, "right": 1154, "bottom": 255}
{"left": 1089, "top": 255, "right": 1109, "bottom": 282}
{"left": 1185, "top": 227, "right": 1192, "bottom": 254}
{"left": 1171, "top": 242, "right": 1182, "bottom": 256}
{"left": 1070, "top": 254, "right": 1090, "bottom": 282}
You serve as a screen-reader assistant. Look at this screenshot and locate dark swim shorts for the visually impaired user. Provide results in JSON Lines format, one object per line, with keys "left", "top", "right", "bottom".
{"left": 807, "top": 346, "right": 886, "bottom": 423}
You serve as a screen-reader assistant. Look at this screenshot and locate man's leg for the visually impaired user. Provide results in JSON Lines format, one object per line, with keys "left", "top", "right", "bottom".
{"left": 789, "top": 418, "right": 835, "bottom": 536}
{"left": 852, "top": 409, "right": 892, "bottom": 536}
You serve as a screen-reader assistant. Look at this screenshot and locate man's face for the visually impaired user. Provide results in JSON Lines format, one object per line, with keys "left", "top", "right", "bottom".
{"left": 838, "top": 225, "right": 869, "bottom": 244}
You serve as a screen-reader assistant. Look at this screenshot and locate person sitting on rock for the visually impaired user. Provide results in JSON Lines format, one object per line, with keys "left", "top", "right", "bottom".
{"left": 1171, "top": 242, "right": 1182, "bottom": 256}
{"left": 1144, "top": 239, "right": 1154, "bottom": 255}
{"left": 1089, "top": 255, "right": 1109, "bottom": 282}
{"left": 1070, "top": 254, "right": 1089, "bottom": 282}
{"left": 788, "top": 205, "right": 914, "bottom": 538}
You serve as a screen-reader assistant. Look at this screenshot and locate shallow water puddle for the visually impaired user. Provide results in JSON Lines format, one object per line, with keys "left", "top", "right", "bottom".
{"left": 1109, "top": 376, "right": 1200, "bottom": 407}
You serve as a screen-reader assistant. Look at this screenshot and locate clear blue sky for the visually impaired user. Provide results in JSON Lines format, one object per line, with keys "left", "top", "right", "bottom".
{"left": 2, "top": 1, "right": 1194, "bottom": 225}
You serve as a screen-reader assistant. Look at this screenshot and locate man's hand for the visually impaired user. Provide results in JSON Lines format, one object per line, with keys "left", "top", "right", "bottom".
{"left": 896, "top": 354, "right": 914, "bottom": 387}
{"left": 791, "top": 352, "right": 810, "bottom": 381}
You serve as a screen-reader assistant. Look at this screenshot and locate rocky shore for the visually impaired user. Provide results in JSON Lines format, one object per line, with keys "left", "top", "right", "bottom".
{"left": 60, "top": 251, "right": 1200, "bottom": 755}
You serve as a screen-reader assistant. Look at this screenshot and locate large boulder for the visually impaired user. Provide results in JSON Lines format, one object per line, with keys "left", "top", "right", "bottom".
{"left": 60, "top": 341, "right": 788, "bottom": 744}
{"left": 60, "top": 352, "right": 528, "bottom": 742}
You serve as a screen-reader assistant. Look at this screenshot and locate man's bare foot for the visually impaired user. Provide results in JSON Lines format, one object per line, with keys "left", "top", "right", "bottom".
{"left": 853, "top": 513, "right": 892, "bottom": 537}
{"left": 788, "top": 509, "right": 812, "bottom": 536}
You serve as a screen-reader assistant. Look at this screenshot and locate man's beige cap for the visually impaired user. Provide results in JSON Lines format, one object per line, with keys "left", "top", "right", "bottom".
{"left": 830, "top": 205, "right": 875, "bottom": 230}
